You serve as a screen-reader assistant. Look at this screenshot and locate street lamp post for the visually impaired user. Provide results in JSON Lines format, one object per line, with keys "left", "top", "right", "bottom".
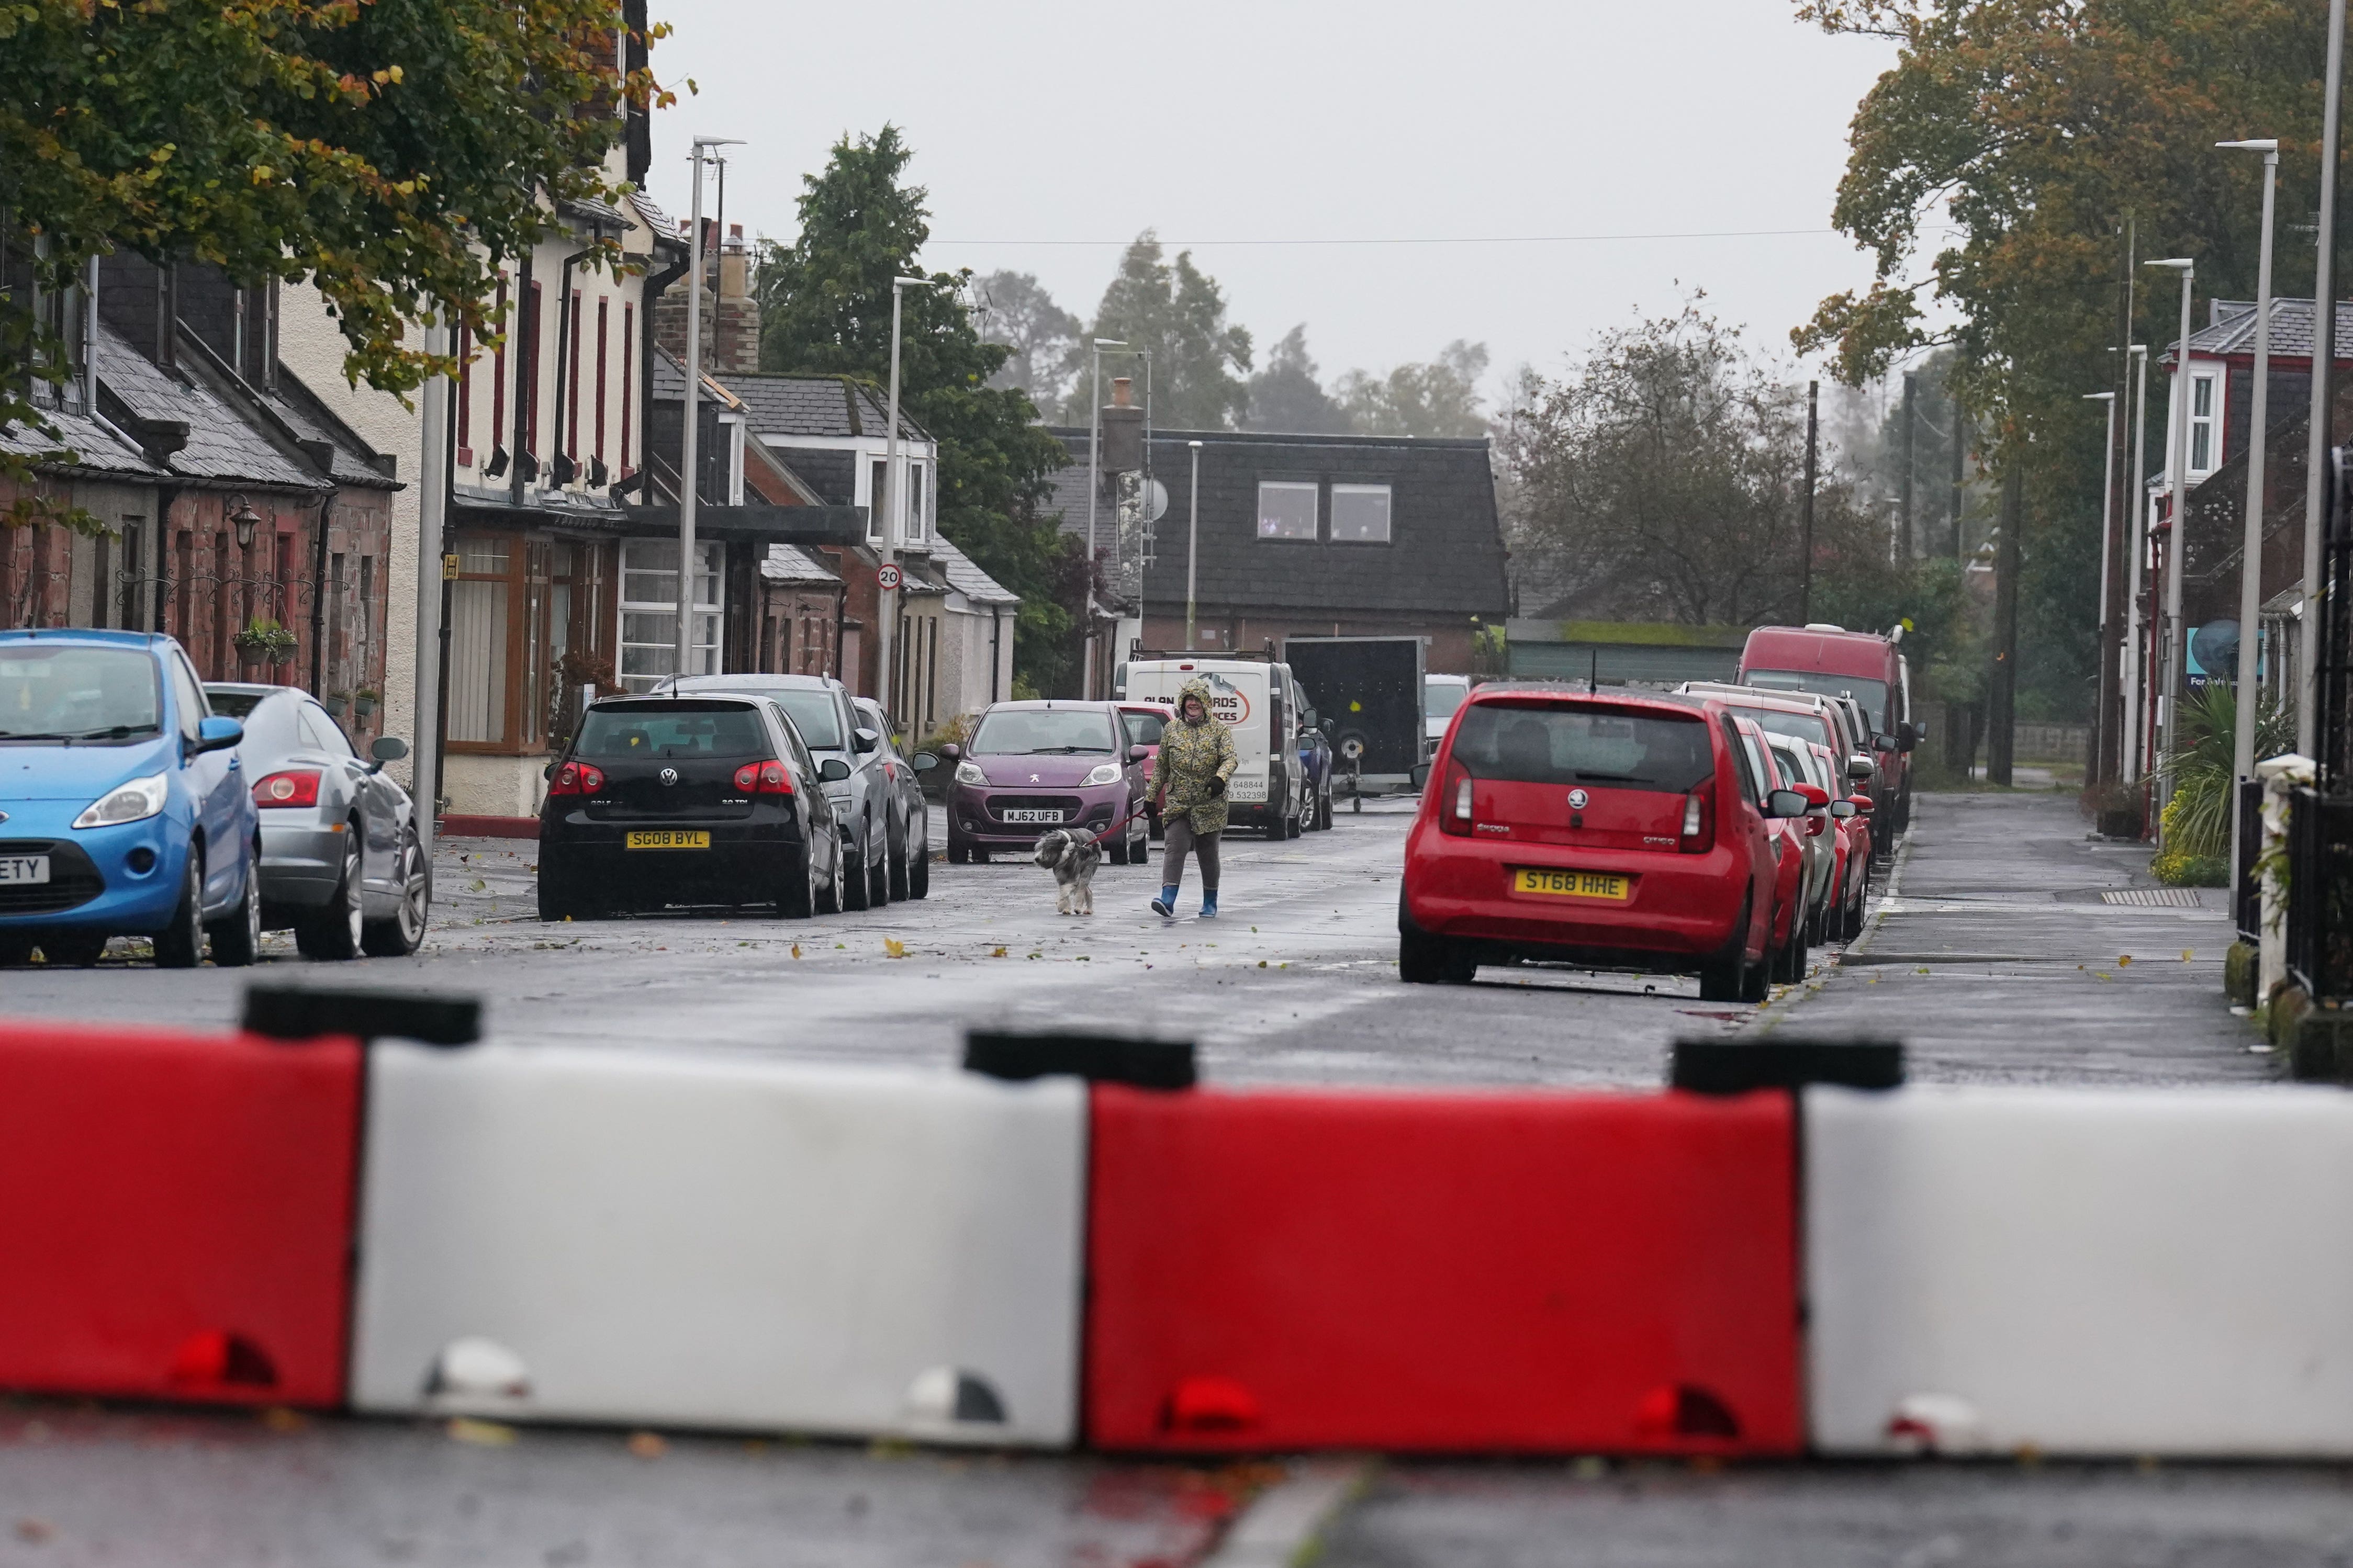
{"left": 2125, "top": 342, "right": 2150, "bottom": 782}
{"left": 2304, "top": 0, "right": 2348, "bottom": 762}
{"left": 2085, "top": 389, "right": 2118, "bottom": 728}
{"left": 1083, "top": 339, "right": 1128, "bottom": 697}
{"left": 1185, "top": 439, "right": 1203, "bottom": 650}
{"left": 677, "top": 135, "right": 743, "bottom": 685}
{"left": 2221, "top": 139, "right": 2281, "bottom": 874}
{"left": 877, "top": 274, "right": 935, "bottom": 717}
{"left": 2147, "top": 257, "right": 2196, "bottom": 829}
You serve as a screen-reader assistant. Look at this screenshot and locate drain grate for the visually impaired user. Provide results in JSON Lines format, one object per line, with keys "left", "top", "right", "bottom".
{"left": 2100, "top": 887, "right": 2203, "bottom": 907}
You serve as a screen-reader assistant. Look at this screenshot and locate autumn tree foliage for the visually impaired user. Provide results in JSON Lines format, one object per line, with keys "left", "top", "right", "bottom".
{"left": 0, "top": 0, "right": 672, "bottom": 513}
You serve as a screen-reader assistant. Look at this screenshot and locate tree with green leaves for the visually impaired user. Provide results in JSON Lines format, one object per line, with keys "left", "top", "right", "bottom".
{"left": 1338, "top": 341, "right": 1492, "bottom": 438}
{"left": 975, "top": 269, "right": 1080, "bottom": 408}
{"left": 1792, "top": 0, "right": 2333, "bottom": 721}
{"left": 1, "top": 0, "right": 671, "bottom": 525}
{"left": 1063, "top": 234, "right": 1252, "bottom": 430}
{"left": 754, "top": 125, "right": 1077, "bottom": 693}
{"left": 1245, "top": 324, "right": 1351, "bottom": 434}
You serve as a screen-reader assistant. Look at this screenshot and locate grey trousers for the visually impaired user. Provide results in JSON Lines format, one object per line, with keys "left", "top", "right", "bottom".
{"left": 1161, "top": 817, "right": 1221, "bottom": 890}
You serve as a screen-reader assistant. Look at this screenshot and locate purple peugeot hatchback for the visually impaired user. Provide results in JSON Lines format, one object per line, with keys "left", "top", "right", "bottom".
{"left": 942, "top": 701, "right": 1150, "bottom": 865}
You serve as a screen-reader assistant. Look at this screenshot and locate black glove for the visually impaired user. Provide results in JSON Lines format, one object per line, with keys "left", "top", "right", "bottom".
{"left": 1206, "top": 775, "right": 1226, "bottom": 797}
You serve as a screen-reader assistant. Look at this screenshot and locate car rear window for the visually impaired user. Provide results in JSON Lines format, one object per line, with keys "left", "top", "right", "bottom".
{"left": 1123, "top": 710, "right": 1167, "bottom": 746}
{"left": 575, "top": 702, "right": 768, "bottom": 759}
{"left": 1452, "top": 702, "right": 1712, "bottom": 793}
{"left": 1733, "top": 705, "right": 1835, "bottom": 755}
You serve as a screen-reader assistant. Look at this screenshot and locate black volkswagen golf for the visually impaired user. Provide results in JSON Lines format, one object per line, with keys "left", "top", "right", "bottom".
{"left": 537, "top": 696, "right": 847, "bottom": 920}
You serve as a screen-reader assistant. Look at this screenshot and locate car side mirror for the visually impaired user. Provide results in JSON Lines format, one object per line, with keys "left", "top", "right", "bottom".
{"left": 1848, "top": 753, "right": 1875, "bottom": 781}
{"left": 1303, "top": 709, "right": 1318, "bottom": 730}
{"left": 1765, "top": 787, "right": 1809, "bottom": 819}
{"left": 1847, "top": 794, "right": 1875, "bottom": 813}
{"left": 1874, "top": 732, "right": 1898, "bottom": 752}
{"left": 939, "top": 742, "right": 961, "bottom": 761}
{"left": 854, "top": 727, "right": 880, "bottom": 753}
{"left": 1897, "top": 721, "right": 1920, "bottom": 752}
{"left": 1796, "top": 784, "right": 1829, "bottom": 809}
{"left": 193, "top": 715, "right": 243, "bottom": 755}
{"left": 1830, "top": 799, "right": 1857, "bottom": 819}
{"left": 820, "top": 757, "right": 852, "bottom": 782}
{"left": 372, "top": 736, "right": 410, "bottom": 764}
{"left": 912, "top": 751, "right": 939, "bottom": 772}
{"left": 1128, "top": 743, "right": 1150, "bottom": 762}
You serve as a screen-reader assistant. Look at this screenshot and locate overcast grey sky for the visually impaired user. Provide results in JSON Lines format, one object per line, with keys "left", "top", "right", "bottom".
{"left": 646, "top": 2, "right": 1903, "bottom": 400}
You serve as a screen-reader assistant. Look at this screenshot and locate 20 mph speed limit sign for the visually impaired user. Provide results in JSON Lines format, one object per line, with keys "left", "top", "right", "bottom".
{"left": 877, "top": 564, "right": 903, "bottom": 590}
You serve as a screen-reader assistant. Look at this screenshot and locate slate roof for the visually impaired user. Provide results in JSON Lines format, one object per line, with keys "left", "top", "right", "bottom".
{"left": 760, "top": 543, "right": 841, "bottom": 584}
{"left": 723, "top": 372, "right": 931, "bottom": 444}
{"left": 266, "top": 371, "right": 400, "bottom": 488}
{"left": 2178, "top": 299, "right": 2353, "bottom": 364}
{"left": 630, "top": 191, "right": 677, "bottom": 239}
{"left": 650, "top": 347, "right": 744, "bottom": 409}
{"left": 93, "top": 322, "right": 322, "bottom": 490}
{"left": 0, "top": 402, "right": 163, "bottom": 476}
{"left": 928, "top": 534, "right": 1019, "bottom": 606}
{"left": 1040, "top": 426, "right": 1510, "bottom": 619}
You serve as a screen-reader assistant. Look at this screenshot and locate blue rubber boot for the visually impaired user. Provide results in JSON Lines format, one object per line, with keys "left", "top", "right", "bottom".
{"left": 1198, "top": 889, "right": 1220, "bottom": 919}
{"left": 1151, "top": 885, "right": 1179, "bottom": 918}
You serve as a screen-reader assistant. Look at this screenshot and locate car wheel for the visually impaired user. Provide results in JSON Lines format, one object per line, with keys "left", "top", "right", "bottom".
{"left": 947, "top": 835, "right": 969, "bottom": 866}
{"left": 1107, "top": 822, "right": 1130, "bottom": 866}
{"left": 970, "top": 845, "right": 990, "bottom": 864}
{"left": 778, "top": 843, "right": 816, "bottom": 919}
{"left": 0, "top": 932, "right": 35, "bottom": 967}
{"left": 841, "top": 823, "right": 873, "bottom": 911}
{"left": 1398, "top": 898, "right": 1476, "bottom": 985}
{"left": 39, "top": 931, "right": 108, "bottom": 966}
{"left": 297, "top": 830, "right": 365, "bottom": 960}
{"left": 887, "top": 824, "right": 911, "bottom": 901}
{"left": 154, "top": 846, "right": 205, "bottom": 968}
{"left": 1317, "top": 788, "right": 1334, "bottom": 831}
{"left": 537, "top": 855, "right": 583, "bottom": 922}
{"left": 208, "top": 850, "right": 262, "bottom": 968}
{"left": 1697, "top": 897, "right": 1750, "bottom": 1002}
{"left": 908, "top": 831, "right": 929, "bottom": 899}
{"left": 815, "top": 832, "right": 843, "bottom": 915}
{"left": 363, "top": 831, "right": 430, "bottom": 957}
{"left": 868, "top": 831, "right": 891, "bottom": 908}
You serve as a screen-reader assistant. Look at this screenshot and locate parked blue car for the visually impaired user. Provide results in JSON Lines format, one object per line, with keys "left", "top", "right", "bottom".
{"left": 0, "top": 630, "right": 262, "bottom": 967}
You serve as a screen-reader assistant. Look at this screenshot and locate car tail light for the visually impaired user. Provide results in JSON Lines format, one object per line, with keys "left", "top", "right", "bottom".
{"left": 547, "top": 761, "right": 606, "bottom": 797}
{"left": 1440, "top": 760, "right": 1473, "bottom": 837}
{"left": 253, "top": 769, "right": 320, "bottom": 808}
{"left": 1679, "top": 784, "right": 1715, "bottom": 854}
{"left": 733, "top": 759, "right": 794, "bottom": 796}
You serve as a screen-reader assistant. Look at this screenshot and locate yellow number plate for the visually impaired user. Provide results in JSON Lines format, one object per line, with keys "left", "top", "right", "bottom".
{"left": 625, "top": 829, "right": 711, "bottom": 850}
{"left": 1514, "top": 867, "right": 1630, "bottom": 901}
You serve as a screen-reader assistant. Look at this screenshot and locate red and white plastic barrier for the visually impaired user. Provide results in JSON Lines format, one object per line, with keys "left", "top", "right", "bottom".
{"left": 348, "top": 1042, "right": 1088, "bottom": 1445}
{"left": 1083, "top": 1083, "right": 1803, "bottom": 1453}
{"left": 13, "top": 1006, "right": 2353, "bottom": 1460}
{"left": 1806, "top": 1084, "right": 2353, "bottom": 1456}
{"left": 0, "top": 1019, "right": 364, "bottom": 1407}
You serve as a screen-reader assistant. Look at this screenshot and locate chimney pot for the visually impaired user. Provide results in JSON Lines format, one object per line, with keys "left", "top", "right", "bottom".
{"left": 1112, "top": 377, "right": 1133, "bottom": 409}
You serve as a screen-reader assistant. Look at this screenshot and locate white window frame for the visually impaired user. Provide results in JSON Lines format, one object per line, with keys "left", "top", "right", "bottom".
{"left": 615, "top": 537, "right": 723, "bottom": 692}
{"left": 1329, "top": 482, "right": 1393, "bottom": 544}
{"left": 1257, "top": 480, "right": 1319, "bottom": 542}
{"left": 2188, "top": 368, "right": 2220, "bottom": 476}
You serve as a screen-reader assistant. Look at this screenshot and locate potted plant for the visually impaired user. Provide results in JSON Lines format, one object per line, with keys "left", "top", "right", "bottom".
{"left": 232, "top": 617, "right": 299, "bottom": 668}
{"left": 322, "top": 691, "right": 350, "bottom": 717}
{"left": 351, "top": 688, "right": 379, "bottom": 720}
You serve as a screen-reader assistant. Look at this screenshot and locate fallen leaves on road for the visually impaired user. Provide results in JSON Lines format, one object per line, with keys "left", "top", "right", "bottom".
{"left": 991, "top": 946, "right": 1007, "bottom": 958}
{"left": 883, "top": 939, "right": 908, "bottom": 958}
{"left": 2182, "top": 949, "right": 2194, "bottom": 962}
{"left": 446, "top": 1417, "right": 517, "bottom": 1447}
{"left": 790, "top": 944, "right": 801, "bottom": 959}
{"left": 628, "top": 1431, "right": 667, "bottom": 1459}
{"left": 2119, "top": 954, "right": 2132, "bottom": 966}
{"left": 260, "top": 1406, "right": 307, "bottom": 1432}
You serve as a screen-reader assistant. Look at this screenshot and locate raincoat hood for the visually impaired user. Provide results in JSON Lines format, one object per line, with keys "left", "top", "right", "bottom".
{"left": 1178, "top": 678, "right": 1216, "bottom": 725}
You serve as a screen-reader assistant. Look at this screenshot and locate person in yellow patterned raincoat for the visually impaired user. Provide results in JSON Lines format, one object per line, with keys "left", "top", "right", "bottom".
{"left": 1149, "top": 678, "right": 1237, "bottom": 918}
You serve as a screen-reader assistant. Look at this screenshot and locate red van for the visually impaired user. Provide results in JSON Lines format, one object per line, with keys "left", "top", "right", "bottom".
{"left": 1399, "top": 686, "right": 1810, "bottom": 1000}
{"left": 1738, "top": 624, "right": 1917, "bottom": 836}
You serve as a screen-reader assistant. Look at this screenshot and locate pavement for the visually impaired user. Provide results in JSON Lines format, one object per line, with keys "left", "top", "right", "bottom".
{"left": 0, "top": 788, "right": 2308, "bottom": 1566}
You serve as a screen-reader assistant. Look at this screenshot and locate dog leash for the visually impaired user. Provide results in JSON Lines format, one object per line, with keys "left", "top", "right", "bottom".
{"left": 1086, "top": 799, "right": 1156, "bottom": 848}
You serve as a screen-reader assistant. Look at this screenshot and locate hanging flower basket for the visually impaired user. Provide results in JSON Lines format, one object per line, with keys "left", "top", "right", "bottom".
{"left": 352, "top": 689, "right": 379, "bottom": 719}
{"left": 232, "top": 618, "right": 299, "bottom": 666}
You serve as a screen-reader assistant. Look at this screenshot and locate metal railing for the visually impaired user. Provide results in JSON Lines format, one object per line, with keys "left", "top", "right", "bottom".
{"left": 2285, "top": 787, "right": 2353, "bottom": 999}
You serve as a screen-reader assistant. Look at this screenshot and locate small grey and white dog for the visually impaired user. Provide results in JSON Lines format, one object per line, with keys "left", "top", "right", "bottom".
{"left": 1033, "top": 827, "right": 1102, "bottom": 916}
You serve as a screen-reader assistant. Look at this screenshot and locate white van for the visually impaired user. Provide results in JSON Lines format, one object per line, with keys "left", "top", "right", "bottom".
{"left": 1121, "top": 656, "right": 1304, "bottom": 838}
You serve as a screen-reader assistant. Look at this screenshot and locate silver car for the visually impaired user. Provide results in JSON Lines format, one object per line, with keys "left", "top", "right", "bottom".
{"left": 852, "top": 697, "right": 937, "bottom": 901}
{"left": 204, "top": 683, "right": 428, "bottom": 958}
{"left": 655, "top": 673, "right": 892, "bottom": 911}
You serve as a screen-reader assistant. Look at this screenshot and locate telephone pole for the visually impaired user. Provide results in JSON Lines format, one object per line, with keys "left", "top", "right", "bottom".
{"left": 1800, "top": 379, "right": 1819, "bottom": 621}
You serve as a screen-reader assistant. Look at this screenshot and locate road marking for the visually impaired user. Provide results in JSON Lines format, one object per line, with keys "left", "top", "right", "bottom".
{"left": 1200, "top": 1459, "right": 1376, "bottom": 1568}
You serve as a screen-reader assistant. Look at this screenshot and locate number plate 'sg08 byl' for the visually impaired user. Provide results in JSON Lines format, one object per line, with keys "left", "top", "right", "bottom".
{"left": 625, "top": 829, "right": 710, "bottom": 850}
